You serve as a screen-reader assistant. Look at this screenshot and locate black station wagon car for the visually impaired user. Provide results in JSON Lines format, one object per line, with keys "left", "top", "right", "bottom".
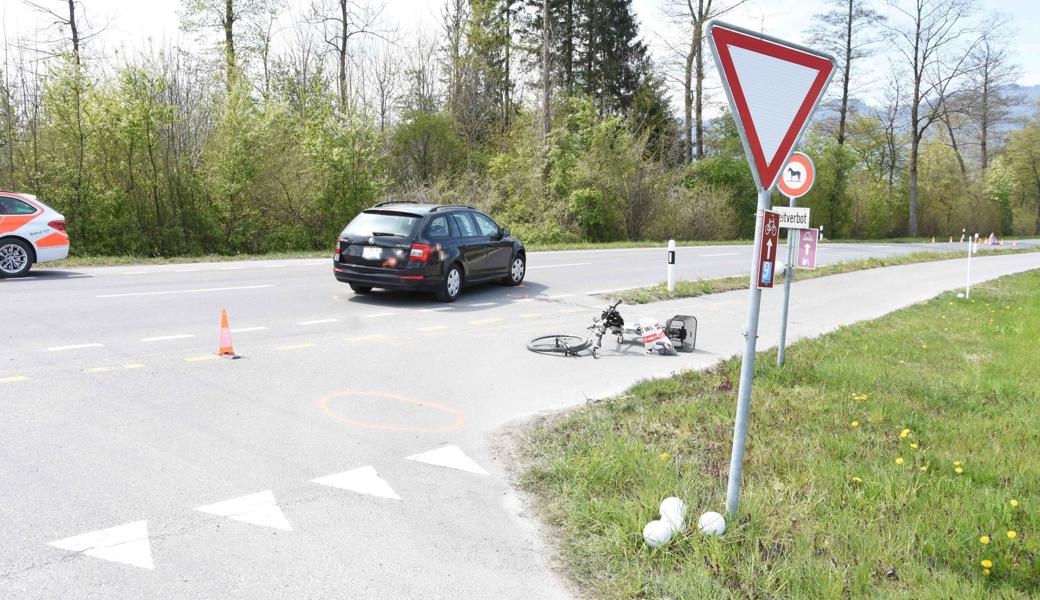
{"left": 333, "top": 202, "right": 526, "bottom": 302}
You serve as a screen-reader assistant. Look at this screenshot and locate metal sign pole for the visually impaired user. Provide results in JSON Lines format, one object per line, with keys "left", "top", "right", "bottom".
{"left": 725, "top": 186, "right": 771, "bottom": 517}
{"left": 777, "top": 196, "right": 797, "bottom": 367}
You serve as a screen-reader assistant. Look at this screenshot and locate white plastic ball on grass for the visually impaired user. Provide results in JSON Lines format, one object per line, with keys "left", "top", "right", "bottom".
{"left": 642, "top": 519, "right": 674, "bottom": 548}
{"left": 659, "top": 497, "right": 687, "bottom": 533}
{"left": 698, "top": 511, "right": 726, "bottom": 536}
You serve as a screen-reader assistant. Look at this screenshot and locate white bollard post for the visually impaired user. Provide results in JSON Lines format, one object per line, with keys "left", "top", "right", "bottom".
{"left": 966, "top": 233, "right": 978, "bottom": 298}
{"left": 667, "top": 240, "right": 676, "bottom": 292}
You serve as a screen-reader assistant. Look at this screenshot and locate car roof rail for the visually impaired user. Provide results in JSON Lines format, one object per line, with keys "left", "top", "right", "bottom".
{"left": 429, "top": 204, "right": 475, "bottom": 212}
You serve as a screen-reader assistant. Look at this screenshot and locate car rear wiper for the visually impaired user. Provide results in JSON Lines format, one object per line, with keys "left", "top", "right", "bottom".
{"left": 370, "top": 231, "right": 401, "bottom": 237}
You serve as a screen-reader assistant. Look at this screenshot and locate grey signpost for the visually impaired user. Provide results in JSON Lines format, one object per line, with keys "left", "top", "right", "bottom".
{"left": 776, "top": 152, "right": 816, "bottom": 367}
{"left": 706, "top": 20, "right": 836, "bottom": 518}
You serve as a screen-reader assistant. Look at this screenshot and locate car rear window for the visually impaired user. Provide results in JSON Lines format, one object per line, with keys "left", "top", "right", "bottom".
{"left": 343, "top": 211, "right": 420, "bottom": 238}
{"left": 0, "top": 197, "right": 38, "bottom": 215}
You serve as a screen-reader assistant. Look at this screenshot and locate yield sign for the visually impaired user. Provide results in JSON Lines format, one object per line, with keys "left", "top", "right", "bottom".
{"left": 707, "top": 21, "right": 836, "bottom": 191}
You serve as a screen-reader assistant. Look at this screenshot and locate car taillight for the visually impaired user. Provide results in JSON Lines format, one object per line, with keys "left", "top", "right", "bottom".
{"left": 334, "top": 242, "right": 341, "bottom": 260}
{"left": 409, "top": 243, "right": 432, "bottom": 262}
{"left": 48, "top": 220, "right": 66, "bottom": 233}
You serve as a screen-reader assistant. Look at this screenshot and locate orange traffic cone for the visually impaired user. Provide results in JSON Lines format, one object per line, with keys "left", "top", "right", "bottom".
{"left": 218, "top": 309, "right": 238, "bottom": 358}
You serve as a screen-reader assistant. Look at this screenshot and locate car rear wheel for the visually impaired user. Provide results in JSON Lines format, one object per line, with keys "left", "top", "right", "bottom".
{"left": 502, "top": 254, "right": 525, "bottom": 286}
{"left": 349, "top": 283, "right": 373, "bottom": 294}
{"left": 436, "top": 264, "right": 462, "bottom": 302}
{"left": 0, "top": 239, "right": 32, "bottom": 278}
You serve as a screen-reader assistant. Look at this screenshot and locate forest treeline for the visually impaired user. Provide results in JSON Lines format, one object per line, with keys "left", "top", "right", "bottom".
{"left": 1, "top": 0, "right": 1039, "bottom": 256}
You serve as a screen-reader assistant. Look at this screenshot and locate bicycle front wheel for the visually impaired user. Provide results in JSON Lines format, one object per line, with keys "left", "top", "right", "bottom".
{"left": 527, "top": 334, "right": 590, "bottom": 356}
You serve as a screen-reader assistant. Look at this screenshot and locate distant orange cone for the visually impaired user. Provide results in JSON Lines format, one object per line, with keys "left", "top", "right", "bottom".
{"left": 218, "top": 309, "right": 237, "bottom": 358}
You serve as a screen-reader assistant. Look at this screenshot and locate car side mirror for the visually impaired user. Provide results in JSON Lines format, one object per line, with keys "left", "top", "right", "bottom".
{"left": 500, "top": 227, "right": 510, "bottom": 238}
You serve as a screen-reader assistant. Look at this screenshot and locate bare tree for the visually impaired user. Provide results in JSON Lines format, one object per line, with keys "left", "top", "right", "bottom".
{"left": 881, "top": 0, "right": 979, "bottom": 236}
{"left": 366, "top": 41, "right": 402, "bottom": 132}
{"left": 180, "top": 0, "right": 276, "bottom": 91}
{"left": 963, "top": 19, "right": 1021, "bottom": 169}
{"left": 807, "top": 0, "right": 883, "bottom": 145}
{"left": 309, "top": 0, "right": 392, "bottom": 110}
{"left": 662, "top": 0, "right": 744, "bottom": 164}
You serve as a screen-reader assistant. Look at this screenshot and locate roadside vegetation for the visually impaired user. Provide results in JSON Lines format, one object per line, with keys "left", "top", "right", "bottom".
{"left": 610, "top": 246, "right": 1040, "bottom": 304}
{"left": 2, "top": 0, "right": 1038, "bottom": 260}
{"left": 520, "top": 270, "right": 1040, "bottom": 598}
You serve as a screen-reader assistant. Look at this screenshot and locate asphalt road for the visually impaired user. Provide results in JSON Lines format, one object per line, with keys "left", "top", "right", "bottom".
{"left": 1, "top": 240, "right": 1038, "bottom": 599}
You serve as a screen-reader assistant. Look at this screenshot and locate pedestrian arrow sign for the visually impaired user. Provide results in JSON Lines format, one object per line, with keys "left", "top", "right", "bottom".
{"left": 707, "top": 22, "right": 836, "bottom": 191}
{"left": 798, "top": 227, "right": 819, "bottom": 270}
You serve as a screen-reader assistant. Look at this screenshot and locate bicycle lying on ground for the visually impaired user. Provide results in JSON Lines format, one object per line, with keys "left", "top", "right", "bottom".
{"left": 527, "top": 300, "right": 696, "bottom": 359}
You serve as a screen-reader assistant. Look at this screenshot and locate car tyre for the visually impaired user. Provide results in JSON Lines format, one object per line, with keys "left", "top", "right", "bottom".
{"left": 349, "top": 283, "right": 373, "bottom": 294}
{"left": 502, "top": 253, "right": 525, "bottom": 286}
{"left": 436, "top": 264, "right": 463, "bottom": 302}
{"left": 0, "top": 238, "right": 33, "bottom": 278}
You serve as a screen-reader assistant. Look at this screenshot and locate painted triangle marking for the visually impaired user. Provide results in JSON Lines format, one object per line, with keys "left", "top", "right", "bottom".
{"left": 312, "top": 466, "right": 402, "bottom": 501}
{"left": 405, "top": 445, "right": 489, "bottom": 476}
{"left": 48, "top": 520, "right": 154, "bottom": 570}
{"left": 195, "top": 490, "right": 292, "bottom": 531}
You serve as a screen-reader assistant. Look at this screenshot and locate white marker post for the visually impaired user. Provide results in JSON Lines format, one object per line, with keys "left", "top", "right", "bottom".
{"left": 965, "top": 233, "right": 978, "bottom": 298}
{"left": 707, "top": 20, "right": 835, "bottom": 518}
{"left": 667, "top": 240, "right": 676, "bottom": 292}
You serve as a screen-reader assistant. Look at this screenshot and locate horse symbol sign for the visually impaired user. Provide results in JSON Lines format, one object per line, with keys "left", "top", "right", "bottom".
{"left": 778, "top": 152, "right": 815, "bottom": 199}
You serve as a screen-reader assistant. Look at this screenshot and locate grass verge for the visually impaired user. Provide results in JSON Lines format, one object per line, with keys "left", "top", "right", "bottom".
{"left": 611, "top": 247, "right": 1040, "bottom": 304}
{"left": 520, "top": 270, "right": 1040, "bottom": 598}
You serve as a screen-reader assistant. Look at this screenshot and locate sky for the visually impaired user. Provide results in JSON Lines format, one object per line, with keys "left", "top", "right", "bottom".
{"left": 3, "top": 0, "right": 1040, "bottom": 112}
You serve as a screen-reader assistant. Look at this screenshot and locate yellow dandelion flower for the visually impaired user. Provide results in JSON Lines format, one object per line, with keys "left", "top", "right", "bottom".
{"left": 920, "top": 465, "right": 928, "bottom": 472}
{"left": 910, "top": 442, "right": 919, "bottom": 449}
{"left": 896, "top": 457, "right": 905, "bottom": 465}
{"left": 861, "top": 394, "right": 869, "bottom": 400}
{"left": 1007, "top": 531, "right": 1017, "bottom": 540}
{"left": 954, "top": 460, "right": 962, "bottom": 466}
{"left": 980, "top": 535, "right": 990, "bottom": 545}
{"left": 1010, "top": 499, "right": 1019, "bottom": 507}
{"left": 955, "top": 466, "right": 964, "bottom": 474}
{"left": 659, "top": 452, "right": 670, "bottom": 461}
{"left": 851, "top": 421, "right": 860, "bottom": 428}
{"left": 983, "top": 568, "right": 991, "bottom": 576}
{"left": 981, "top": 559, "right": 993, "bottom": 569}
{"left": 900, "top": 429, "right": 910, "bottom": 438}
{"left": 850, "top": 476, "right": 863, "bottom": 483}
{"left": 921, "top": 344, "right": 928, "bottom": 349}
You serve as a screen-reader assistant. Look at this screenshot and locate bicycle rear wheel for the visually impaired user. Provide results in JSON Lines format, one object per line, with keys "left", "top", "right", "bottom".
{"left": 527, "top": 334, "right": 591, "bottom": 356}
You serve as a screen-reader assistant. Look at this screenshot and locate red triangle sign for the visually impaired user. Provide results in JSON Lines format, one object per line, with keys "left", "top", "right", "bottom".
{"left": 707, "top": 21, "right": 836, "bottom": 191}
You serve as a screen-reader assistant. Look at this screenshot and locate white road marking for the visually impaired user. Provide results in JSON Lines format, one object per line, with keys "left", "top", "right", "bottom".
{"left": 298, "top": 319, "right": 340, "bottom": 326}
{"left": 278, "top": 343, "right": 317, "bottom": 351}
{"left": 527, "top": 262, "right": 591, "bottom": 269}
{"left": 141, "top": 334, "right": 195, "bottom": 343}
{"left": 195, "top": 490, "right": 292, "bottom": 531}
{"left": 700, "top": 252, "right": 741, "bottom": 257}
{"left": 547, "top": 293, "right": 574, "bottom": 299}
{"left": 363, "top": 312, "right": 396, "bottom": 318}
{"left": 469, "top": 318, "right": 503, "bottom": 325}
{"left": 405, "top": 445, "right": 489, "bottom": 476}
{"left": 46, "top": 343, "right": 104, "bottom": 352}
{"left": 0, "top": 375, "right": 29, "bottom": 383}
{"left": 185, "top": 355, "right": 218, "bottom": 362}
{"left": 83, "top": 367, "right": 116, "bottom": 374}
{"left": 312, "top": 466, "right": 402, "bottom": 501}
{"left": 218, "top": 266, "right": 244, "bottom": 271}
{"left": 48, "top": 520, "right": 154, "bottom": 570}
{"left": 96, "top": 284, "right": 274, "bottom": 298}
{"left": 123, "top": 364, "right": 146, "bottom": 369}
{"left": 418, "top": 325, "right": 449, "bottom": 333}
{"left": 520, "top": 313, "right": 543, "bottom": 319}
{"left": 231, "top": 326, "right": 268, "bottom": 333}
{"left": 122, "top": 271, "right": 149, "bottom": 275}
{"left": 466, "top": 302, "right": 497, "bottom": 307}
{"left": 557, "top": 308, "right": 585, "bottom": 314}
{"left": 173, "top": 268, "right": 199, "bottom": 273}
{"left": 418, "top": 307, "right": 454, "bottom": 312}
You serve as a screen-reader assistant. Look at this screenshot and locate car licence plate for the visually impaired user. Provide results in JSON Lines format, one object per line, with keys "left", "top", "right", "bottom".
{"left": 362, "top": 246, "right": 382, "bottom": 260}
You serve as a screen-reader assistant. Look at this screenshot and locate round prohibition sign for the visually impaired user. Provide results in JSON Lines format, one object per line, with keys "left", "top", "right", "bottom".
{"left": 777, "top": 152, "right": 815, "bottom": 199}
